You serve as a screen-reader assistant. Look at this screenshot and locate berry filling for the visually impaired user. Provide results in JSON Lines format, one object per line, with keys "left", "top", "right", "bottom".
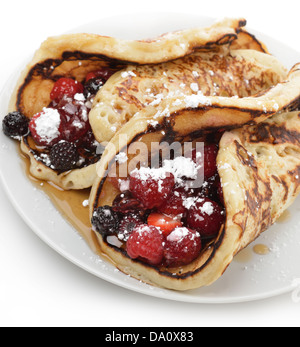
{"left": 126, "top": 224, "right": 165, "bottom": 266}
{"left": 50, "top": 78, "right": 84, "bottom": 102}
{"left": 92, "top": 141, "right": 226, "bottom": 268}
{"left": 129, "top": 168, "right": 175, "bottom": 209}
{"left": 164, "top": 228, "right": 202, "bottom": 267}
{"left": 3, "top": 68, "right": 114, "bottom": 172}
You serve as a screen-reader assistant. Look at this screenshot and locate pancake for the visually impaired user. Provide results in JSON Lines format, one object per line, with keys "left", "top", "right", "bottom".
{"left": 89, "top": 48, "right": 291, "bottom": 143}
{"left": 89, "top": 111, "right": 300, "bottom": 290}
{"left": 8, "top": 18, "right": 250, "bottom": 190}
{"left": 9, "top": 18, "right": 246, "bottom": 119}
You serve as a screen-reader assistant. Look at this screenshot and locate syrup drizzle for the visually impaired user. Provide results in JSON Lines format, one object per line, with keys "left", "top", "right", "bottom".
{"left": 20, "top": 150, "right": 102, "bottom": 255}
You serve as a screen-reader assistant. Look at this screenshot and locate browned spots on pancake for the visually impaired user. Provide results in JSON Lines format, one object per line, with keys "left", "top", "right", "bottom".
{"left": 234, "top": 141, "right": 272, "bottom": 230}
{"left": 235, "top": 141, "right": 257, "bottom": 169}
{"left": 116, "top": 87, "right": 145, "bottom": 108}
{"left": 288, "top": 166, "right": 300, "bottom": 191}
{"left": 247, "top": 122, "right": 300, "bottom": 146}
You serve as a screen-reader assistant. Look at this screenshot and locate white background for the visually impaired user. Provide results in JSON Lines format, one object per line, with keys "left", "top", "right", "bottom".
{"left": 0, "top": 0, "right": 300, "bottom": 327}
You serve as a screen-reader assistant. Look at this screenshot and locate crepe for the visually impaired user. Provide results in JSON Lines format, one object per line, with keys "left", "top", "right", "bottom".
{"left": 9, "top": 18, "right": 251, "bottom": 190}
{"left": 10, "top": 18, "right": 246, "bottom": 118}
{"left": 89, "top": 111, "right": 300, "bottom": 290}
{"left": 90, "top": 47, "right": 291, "bottom": 142}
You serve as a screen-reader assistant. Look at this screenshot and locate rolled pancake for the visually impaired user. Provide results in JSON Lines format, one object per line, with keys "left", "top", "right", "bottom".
{"left": 9, "top": 18, "right": 249, "bottom": 189}
{"left": 89, "top": 49, "right": 300, "bottom": 143}
{"left": 10, "top": 18, "right": 247, "bottom": 118}
{"left": 90, "top": 111, "right": 300, "bottom": 290}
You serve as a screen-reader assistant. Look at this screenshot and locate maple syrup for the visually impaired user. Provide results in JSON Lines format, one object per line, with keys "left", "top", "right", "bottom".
{"left": 277, "top": 209, "right": 291, "bottom": 224}
{"left": 253, "top": 244, "right": 270, "bottom": 256}
{"left": 20, "top": 149, "right": 102, "bottom": 254}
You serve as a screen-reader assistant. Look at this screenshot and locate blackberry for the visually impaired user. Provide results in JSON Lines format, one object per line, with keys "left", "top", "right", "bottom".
{"left": 118, "top": 213, "right": 143, "bottom": 242}
{"left": 91, "top": 206, "right": 120, "bottom": 237}
{"left": 83, "top": 78, "right": 104, "bottom": 98}
{"left": 49, "top": 141, "right": 79, "bottom": 171}
{"left": 2, "top": 111, "right": 29, "bottom": 139}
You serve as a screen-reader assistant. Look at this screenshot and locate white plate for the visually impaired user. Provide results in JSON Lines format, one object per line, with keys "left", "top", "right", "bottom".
{"left": 1, "top": 12, "right": 300, "bottom": 304}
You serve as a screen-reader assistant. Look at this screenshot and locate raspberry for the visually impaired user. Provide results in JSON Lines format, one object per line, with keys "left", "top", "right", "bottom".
{"left": 129, "top": 169, "right": 175, "bottom": 209}
{"left": 76, "top": 129, "right": 99, "bottom": 154}
{"left": 126, "top": 224, "right": 165, "bottom": 265}
{"left": 2, "top": 111, "right": 29, "bottom": 139}
{"left": 186, "top": 197, "right": 225, "bottom": 238}
{"left": 49, "top": 141, "right": 79, "bottom": 171}
{"left": 50, "top": 78, "right": 84, "bottom": 102}
{"left": 158, "top": 188, "right": 187, "bottom": 217}
{"left": 55, "top": 96, "right": 90, "bottom": 143}
{"left": 191, "top": 143, "right": 218, "bottom": 179}
{"left": 147, "top": 213, "right": 182, "bottom": 236}
{"left": 193, "top": 174, "right": 219, "bottom": 201}
{"left": 29, "top": 109, "right": 63, "bottom": 147}
{"left": 204, "top": 144, "right": 218, "bottom": 177}
{"left": 218, "top": 181, "right": 225, "bottom": 206}
{"left": 92, "top": 206, "right": 120, "bottom": 237}
{"left": 118, "top": 213, "right": 143, "bottom": 242}
{"left": 164, "top": 227, "right": 202, "bottom": 267}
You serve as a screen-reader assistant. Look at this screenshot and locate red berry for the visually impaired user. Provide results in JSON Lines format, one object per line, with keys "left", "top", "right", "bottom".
{"left": 204, "top": 144, "right": 218, "bottom": 177}
{"left": 192, "top": 174, "right": 219, "bottom": 201}
{"left": 187, "top": 197, "right": 225, "bottom": 237}
{"left": 112, "top": 191, "right": 143, "bottom": 214}
{"left": 192, "top": 144, "right": 219, "bottom": 179}
{"left": 147, "top": 213, "right": 182, "bottom": 236}
{"left": 50, "top": 78, "right": 84, "bottom": 102}
{"left": 29, "top": 108, "right": 62, "bottom": 147}
{"left": 55, "top": 96, "right": 90, "bottom": 142}
{"left": 126, "top": 224, "right": 165, "bottom": 265}
{"left": 85, "top": 68, "right": 114, "bottom": 82}
{"left": 158, "top": 188, "right": 187, "bottom": 217}
{"left": 164, "top": 227, "right": 202, "bottom": 267}
{"left": 118, "top": 213, "right": 144, "bottom": 242}
{"left": 129, "top": 169, "right": 175, "bottom": 209}
{"left": 217, "top": 180, "right": 225, "bottom": 206}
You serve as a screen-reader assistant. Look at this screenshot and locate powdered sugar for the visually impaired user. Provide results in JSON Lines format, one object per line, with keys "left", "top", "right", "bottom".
{"left": 116, "top": 152, "right": 128, "bottom": 164}
{"left": 184, "top": 91, "right": 212, "bottom": 108}
{"left": 167, "top": 227, "right": 190, "bottom": 242}
{"left": 167, "top": 227, "right": 200, "bottom": 243}
{"left": 121, "top": 71, "right": 137, "bottom": 78}
{"left": 163, "top": 157, "right": 198, "bottom": 182}
{"left": 200, "top": 201, "right": 214, "bottom": 215}
{"left": 131, "top": 156, "right": 198, "bottom": 187}
{"left": 190, "top": 83, "right": 199, "bottom": 92}
{"left": 35, "top": 108, "right": 61, "bottom": 145}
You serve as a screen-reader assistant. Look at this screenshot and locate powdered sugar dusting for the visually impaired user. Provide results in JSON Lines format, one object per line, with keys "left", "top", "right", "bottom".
{"left": 167, "top": 227, "right": 200, "bottom": 243}
{"left": 184, "top": 91, "right": 212, "bottom": 108}
{"left": 35, "top": 108, "right": 61, "bottom": 145}
{"left": 163, "top": 157, "right": 198, "bottom": 182}
{"left": 131, "top": 156, "right": 198, "bottom": 187}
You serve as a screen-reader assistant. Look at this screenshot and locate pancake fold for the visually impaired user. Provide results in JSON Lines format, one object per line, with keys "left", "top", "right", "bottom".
{"left": 90, "top": 111, "right": 300, "bottom": 290}
{"left": 11, "top": 18, "right": 281, "bottom": 190}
